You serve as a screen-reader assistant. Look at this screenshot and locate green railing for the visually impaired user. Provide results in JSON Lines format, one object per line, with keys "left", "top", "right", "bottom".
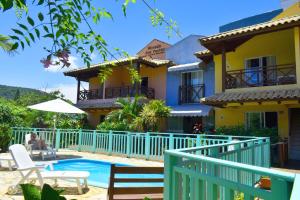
{"left": 12, "top": 127, "right": 299, "bottom": 199}
{"left": 12, "top": 127, "right": 259, "bottom": 161}
{"left": 164, "top": 138, "right": 298, "bottom": 200}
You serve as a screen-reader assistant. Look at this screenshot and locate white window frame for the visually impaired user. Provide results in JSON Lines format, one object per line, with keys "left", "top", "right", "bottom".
{"left": 245, "top": 112, "right": 265, "bottom": 130}
{"left": 181, "top": 70, "right": 204, "bottom": 86}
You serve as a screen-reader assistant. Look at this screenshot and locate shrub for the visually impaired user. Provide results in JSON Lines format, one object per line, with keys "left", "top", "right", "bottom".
{"left": 0, "top": 124, "right": 12, "bottom": 152}
{"left": 216, "top": 125, "right": 279, "bottom": 144}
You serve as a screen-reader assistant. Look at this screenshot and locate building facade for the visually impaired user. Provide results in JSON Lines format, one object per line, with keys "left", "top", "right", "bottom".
{"left": 165, "top": 35, "right": 215, "bottom": 133}
{"left": 64, "top": 39, "right": 172, "bottom": 127}
{"left": 199, "top": 2, "right": 300, "bottom": 160}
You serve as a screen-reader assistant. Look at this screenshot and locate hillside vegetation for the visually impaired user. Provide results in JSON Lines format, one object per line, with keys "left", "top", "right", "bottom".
{"left": 0, "top": 84, "right": 48, "bottom": 100}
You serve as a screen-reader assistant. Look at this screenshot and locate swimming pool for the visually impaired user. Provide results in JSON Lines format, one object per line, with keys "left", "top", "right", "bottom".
{"left": 50, "top": 159, "right": 163, "bottom": 188}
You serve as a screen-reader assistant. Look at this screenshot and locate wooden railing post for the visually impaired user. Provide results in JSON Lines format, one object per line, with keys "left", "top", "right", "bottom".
{"left": 164, "top": 152, "right": 179, "bottom": 200}
{"left": 92, "top": 130, "right": 97, "bottom": 153}
{"left": 108, "top": 130, "right": 113, "bottom": 155}
{"left": 271, "top": 177, "right": 293, "bottom": 200}
{"left": 77, "top": 129, "right": 82, "bottom": 151}
{"left": 145, "top": 132, "right": 151, "bottom": 160}
{"left": 55, "top": 129, "right": 61, "bottom": 150}
{"left": 169, "top": 133, "right": 174, "bottom": 150}
{"left": 197, "top": 134, "right": 202, "bottom": 147}
{"left": 126, "top": 132, "right": 131, "bottom": 158}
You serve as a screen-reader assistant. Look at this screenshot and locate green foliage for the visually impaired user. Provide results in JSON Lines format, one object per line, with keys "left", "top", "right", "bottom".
{"left": 97, "top": 96, "right": 143, "bottom": 131}
{"left": 21, "top": 184, "right": 66, "bottom": 200}
{"left": 0, "top": 84, "right": 49, "bottom": 100}
{"left": 137, "top": 100, "right": 171, "bottom": 132}
{"left": 0, "top": 124, "right": 12, "bottom": 152}
{"left": 1, "top": 0, "right": 180, "bottom": 84}
{"left": 97, "top": 98, "right": 170, "bottom": 132}
{"left": 216, "top": 125, "right": 279, "bottom": 143}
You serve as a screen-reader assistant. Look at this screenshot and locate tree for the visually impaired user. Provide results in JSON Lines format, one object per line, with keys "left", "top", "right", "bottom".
{"left": 98, "top": 96, "right": 144, "bottom": 131}
{"left": 97, "top": 98, "right": 170, "bottom": 132}
{"left": 0, "top": 0, "right": 180, "bottom": 82}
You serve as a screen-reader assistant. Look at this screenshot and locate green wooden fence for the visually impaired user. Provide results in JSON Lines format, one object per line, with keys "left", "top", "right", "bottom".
{"left": 164, "top": 138, "right": 298, "bottom": 200}
{"left": 12, "top": 127, "right": 259, "bottom": 161}
{"left": 12, "top": 127, "right": 300, "bottom": 199}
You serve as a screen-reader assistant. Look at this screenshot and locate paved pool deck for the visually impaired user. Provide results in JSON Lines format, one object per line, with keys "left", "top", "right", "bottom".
{"left": 0, "top": 150, "right": 163, "bottom": 200}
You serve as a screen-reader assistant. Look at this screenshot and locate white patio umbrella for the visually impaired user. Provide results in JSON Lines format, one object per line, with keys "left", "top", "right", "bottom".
{"left": 27, "top": 98, "right": 85, "bottom": 145}
{"left": 28, "top": 98, "right": 85, "bottom": 114}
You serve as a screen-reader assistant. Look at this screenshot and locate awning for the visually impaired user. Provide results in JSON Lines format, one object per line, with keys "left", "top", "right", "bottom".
{"left": 168, "top": 62, "right": 200, "bottom": 72}
{"left": 170, "top": 105, "right": 212, "bottom": 117}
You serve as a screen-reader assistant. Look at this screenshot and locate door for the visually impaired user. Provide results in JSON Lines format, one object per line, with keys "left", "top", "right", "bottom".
{"left": 181, "top": 71, "right": 203, "bottom": 103}
{"left": 289, "top": 108, "right": 300, "bottom": 160}
{"left": 141, "top": 77, "right": 149, "bottom": 96}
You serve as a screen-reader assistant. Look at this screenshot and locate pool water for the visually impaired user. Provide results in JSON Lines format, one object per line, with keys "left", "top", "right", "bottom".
{"left": 50, "top": 159, "right": 163, "bottom": 188}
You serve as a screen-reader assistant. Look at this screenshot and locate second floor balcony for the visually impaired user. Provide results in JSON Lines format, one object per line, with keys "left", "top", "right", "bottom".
{"left": 78, "top": 86, "right": 155, "bottom": 101}
{"left": 179, "top": 84, "right": 205, "bottom": 104}
{"left": 225, "top": 64, "right": 296, "bottom": 89}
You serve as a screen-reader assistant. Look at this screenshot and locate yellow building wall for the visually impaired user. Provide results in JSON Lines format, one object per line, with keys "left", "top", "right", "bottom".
{"left": 214, "top": 29, "right": 296, "bottom": 93}
{"left": 88, "top": 65, "right": 167, "bottom": 100}
{"left": 273, "top": 2, "right": 300, "bottom": 20}
{"left": 139, "top": 65, "right": 167, "bottom": 100}
{"left": 87, "top": 109, "right": 111, "bottom": 128}
{"left": 215, "top": 104, "right": 290, "bottom": 138}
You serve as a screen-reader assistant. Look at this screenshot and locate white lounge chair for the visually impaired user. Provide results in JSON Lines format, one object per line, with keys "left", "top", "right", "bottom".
{"left": 25, "top": 133, "right": 56, "bottom": 160}
{"left": 9, "top": 144, "right": 90, "bottom": 195}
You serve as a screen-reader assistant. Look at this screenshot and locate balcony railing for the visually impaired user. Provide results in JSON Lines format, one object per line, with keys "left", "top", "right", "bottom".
{"left": 179, "top": 84, "right": 205, "bottom": 104}
{"left": 78, "top": 86, "right": 155, "bottom": 101}
{"left": 225, "top": 64, "right": 296, "bottom": 89}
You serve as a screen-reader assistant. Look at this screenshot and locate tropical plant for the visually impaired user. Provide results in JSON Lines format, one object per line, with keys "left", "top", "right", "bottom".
{"left": 137, "top": 100, "right": 171, "bottom": 132}
{"left": 97, "top": 96, "right": 144, "bottom": 131}
{"left": 21, "top": 183, "right": 66, "bottom": 200}
{"left": 98, "top": 98, "right": 170, "bottom": 132}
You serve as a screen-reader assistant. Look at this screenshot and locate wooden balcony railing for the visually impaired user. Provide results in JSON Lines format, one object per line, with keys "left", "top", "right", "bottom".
{"left": 78, "top": 86, "right": 155, "bottom": 101}
{"left": 225, "top": 64, "right": 296, "bottom": 89}
{"left": 179, "top": 84, "right": 205, "bottom": 104}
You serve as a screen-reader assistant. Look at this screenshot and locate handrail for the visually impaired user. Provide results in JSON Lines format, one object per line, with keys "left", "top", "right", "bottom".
{"left": 166, "top": 150, "right": 295, "bottom": 181}
{"left": 225, "top": 63, "right": 296, "bottom": 89}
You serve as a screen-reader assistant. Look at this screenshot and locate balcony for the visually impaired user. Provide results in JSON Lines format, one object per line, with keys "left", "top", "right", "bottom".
{"left": 78, "top": 86, "right": 155, "bottom": 101}
{"left": 179, "top": 84, "right": 205, "bottom": 104}
{"left": 225, "top": 64, "right": 296, "bottom": 89}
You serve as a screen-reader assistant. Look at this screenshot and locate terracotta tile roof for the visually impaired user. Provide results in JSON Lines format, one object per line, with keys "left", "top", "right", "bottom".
{"left": 65, "top": 56, "right": 171, "bottom": 74}
{"left": 194, "top": 49, "right": 211, "bottom": 56}
{"left": 201, "top": 88, "right": 300, "bottom": 106}
{"left": 200, "top": 15, "right": 300, "bottom": 43}
{"left": 64, "top": 56, "right": 172, "bottom": 80}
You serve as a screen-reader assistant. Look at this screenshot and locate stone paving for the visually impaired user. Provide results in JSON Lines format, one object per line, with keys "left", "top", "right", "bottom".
{"left": 0, "top": 150, "right": 163, "bottom": 200}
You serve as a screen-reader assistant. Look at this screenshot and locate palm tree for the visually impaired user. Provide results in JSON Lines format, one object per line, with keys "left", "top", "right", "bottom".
{"left": 105, "top": 95, "right": 144, "bottom": 123}
{"left": 0, "top": 34, "right": 15, "bottom": 53}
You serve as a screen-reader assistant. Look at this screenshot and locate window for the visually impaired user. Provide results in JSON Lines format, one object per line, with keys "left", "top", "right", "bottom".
{"left": 245, "top": 112, "right": 278, "bottom": 129}
{"left": 245, "top": 56, "right": 276, "bottom": 86}
{"left": 181, "top": 70, "right": 203, "bottom": 86}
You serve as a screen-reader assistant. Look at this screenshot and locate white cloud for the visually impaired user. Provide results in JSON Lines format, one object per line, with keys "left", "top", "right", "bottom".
{"left": 45, "top": 55, "right": 80, "bottom": 73}
{"left": 47, "top": 82, "right": 88, "bottom": 103}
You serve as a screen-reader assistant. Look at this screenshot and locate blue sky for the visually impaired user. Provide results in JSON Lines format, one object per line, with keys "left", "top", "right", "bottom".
{"left": 0, "top": 0, "right": 281, "bottom": 101}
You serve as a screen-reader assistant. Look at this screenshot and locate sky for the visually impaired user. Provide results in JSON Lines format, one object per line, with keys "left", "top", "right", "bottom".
{"left": 0, "top": 0, "right": 282, "bottom": 102}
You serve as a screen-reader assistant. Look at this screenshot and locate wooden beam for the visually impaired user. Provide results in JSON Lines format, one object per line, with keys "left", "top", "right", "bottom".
{"left": 76, "top": 78, "right": 80, "bottom": 102}
{"left": 221, "top": 45, "right": 226, "bottom": 92}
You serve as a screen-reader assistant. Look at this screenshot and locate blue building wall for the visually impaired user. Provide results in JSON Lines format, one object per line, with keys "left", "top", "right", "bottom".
{"left": 219, "top": 9, "right": 283, "bottom": 32}
{"left": 165, "top": 35, "right": 214, "bottom": 106}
